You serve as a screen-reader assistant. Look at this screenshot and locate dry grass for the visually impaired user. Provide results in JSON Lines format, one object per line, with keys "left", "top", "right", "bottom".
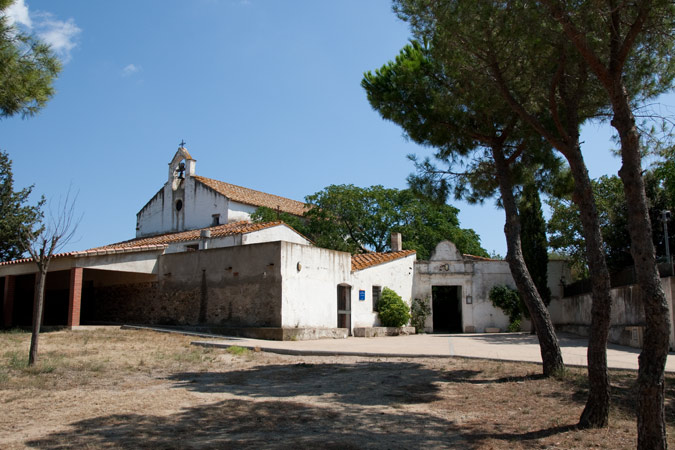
{"left": 0, "top": 327, "right": 672, "bottom": 449}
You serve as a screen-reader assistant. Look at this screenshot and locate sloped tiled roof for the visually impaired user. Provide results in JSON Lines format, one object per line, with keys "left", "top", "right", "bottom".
{"left": 0, "top": 244, "right": 169, "bottom": 267}
{"left": 0, "top": 221, "right": 300, "bottom": 268}
{"left": 193, "top": 175, "right": 308, "bottom": 217}
{"left": 92, "top": 221, "right": 285, "bottom": 250}
{"left": 351, "top": 250, "right": 416, "bottom": 271}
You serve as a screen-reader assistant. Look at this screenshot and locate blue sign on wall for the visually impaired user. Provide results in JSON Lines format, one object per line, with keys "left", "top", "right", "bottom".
{"left": 359, "top": 290, "right": 366, "bottom": 301}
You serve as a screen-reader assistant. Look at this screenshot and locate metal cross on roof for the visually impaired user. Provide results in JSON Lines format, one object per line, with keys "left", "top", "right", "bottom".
{"left": 179, "top": 139, "right": 186, "bottom": 148}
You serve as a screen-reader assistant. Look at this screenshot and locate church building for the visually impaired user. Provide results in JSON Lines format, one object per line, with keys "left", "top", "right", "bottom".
{"left": 0, "top": 146, "right": 569, "bottom": 339}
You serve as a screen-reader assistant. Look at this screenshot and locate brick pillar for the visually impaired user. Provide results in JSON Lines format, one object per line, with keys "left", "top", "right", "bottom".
{"left": 3, "top": 276, "right": 15, "bottom": 327}
{"left": 67, "top": 267, "right": 83, "bottom": 327}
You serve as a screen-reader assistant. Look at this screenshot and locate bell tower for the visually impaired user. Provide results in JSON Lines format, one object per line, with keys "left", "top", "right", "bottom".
{"left": 168, "top": 142, "right": 197, "bottom": 231}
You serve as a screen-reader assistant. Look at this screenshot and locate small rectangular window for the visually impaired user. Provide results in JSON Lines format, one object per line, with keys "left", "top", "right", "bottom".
{"left": 372, "top": 286, "right": 382, "bottom": 312}
{"left": 185, "top": 244, "right": 199, "bottom": 252}
{"left": 211, "top": 214, "right": 220, "bottom": 226}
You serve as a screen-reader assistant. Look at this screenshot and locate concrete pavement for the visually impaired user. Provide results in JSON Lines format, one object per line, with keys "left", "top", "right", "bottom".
{"left": 191, "top": 331, "right": 675, "bottom": 372}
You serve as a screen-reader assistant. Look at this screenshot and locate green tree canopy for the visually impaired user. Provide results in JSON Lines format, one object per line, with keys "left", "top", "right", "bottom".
{"left": 548, "top": 171, "right": 675, "bottom": 275}
{"left": 0, "top": 150, "right": 43, "bottom": 261}
{"left": 0, "top": 0, "right": 61, "bottom": 119}
{"left": 303, "top": 184, "right": 487, "bottom": 260}
{"left": 252, "top": 183, "right": 488, "bottom": 260}
{"left": 250, "top": 206, "right": 309, "bottom": 238}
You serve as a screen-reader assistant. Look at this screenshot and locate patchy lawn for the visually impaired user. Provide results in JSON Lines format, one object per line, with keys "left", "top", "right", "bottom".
{"left": 0, "top": 328, "right": 672, "bottom": 449}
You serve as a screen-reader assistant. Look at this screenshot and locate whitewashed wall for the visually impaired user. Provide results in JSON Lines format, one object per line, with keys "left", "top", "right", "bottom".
{"left": 279, "top": 242, "right": 352, "bottom": 329}
{"left": 412, "top": 241, "right": 571, "bottom": 333}
{"left": 228, "top": 201, "right": 259, "bottom": 223}
{"left": 136, "top": 178, "right": 233, "bottom": 237}
{"left": 161, "top": 225, "right": 310, "bottom": 254}
{"left": 350, "top": 254, "right": 416, "bottom": 328}
{"left": 242, "top": 225, "right": 310, "bottom": 246}
{"left": 469, "top": 260, "right": 513, "bottom": 332}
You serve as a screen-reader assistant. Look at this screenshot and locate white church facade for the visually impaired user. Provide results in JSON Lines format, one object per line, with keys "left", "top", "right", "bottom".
{"left": 0, "top": 147, "right": 569, "bottom": 340}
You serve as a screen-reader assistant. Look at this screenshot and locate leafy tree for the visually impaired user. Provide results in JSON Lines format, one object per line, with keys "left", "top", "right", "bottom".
{"left": 302, "top": 184, "right": 487, "bottom": 259}
{"left": 549, "top": 172, "right": 675, "bottom": 273}
{"left": 363, "top": 40, "right": 565, "bottom": 376}
{"left": 377, "top": 287, "right": 410, "bottom": 327}
{"left": 250, "top": 206, "right": 310, "bottom": 237}
{"left": 0, "top": 151, "right": 43, "bottom": 261}
{"left": 0, "top": 0, "right": 61, "bottom": 119}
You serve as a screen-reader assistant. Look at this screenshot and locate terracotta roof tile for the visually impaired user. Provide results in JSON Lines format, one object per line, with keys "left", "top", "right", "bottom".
{"left": 92, "top": 221, "right": 284, "bottom": 250}
{"left": 463, "top": 254, "right": 497, "bottom": 261}
{"left": 351, "top": 250, "right": 416, "bottom": 271}
{"left": 193, "top": 175, "right": 308, "bottom": 217}
{"left": 0, "top": 221, "right": 297, "bottom": 267}
{"left": 0, "top": 252, "right": 73, "bottom": 267}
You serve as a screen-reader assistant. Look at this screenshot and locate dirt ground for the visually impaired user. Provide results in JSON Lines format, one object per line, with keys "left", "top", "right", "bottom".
{"left": 0, "top": 328, "right": 673, "bottom": 449}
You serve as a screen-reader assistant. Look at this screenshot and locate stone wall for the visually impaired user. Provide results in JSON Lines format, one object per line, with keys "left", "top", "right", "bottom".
{"left": 87, "top": 242, "right": 284, "bottom": 327}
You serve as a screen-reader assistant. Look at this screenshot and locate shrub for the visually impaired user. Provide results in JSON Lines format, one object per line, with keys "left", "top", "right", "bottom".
{"left": 410, "top": 297, "right": 431, "bottom": 333}
{"left": 489, "top": 285, "right": 523, "bottom": 329}
{"left": 378, "top": 287, "right": 410, "bottom": 327}
{"left": 508, "top": 318, "right": 522, "bottom": 332}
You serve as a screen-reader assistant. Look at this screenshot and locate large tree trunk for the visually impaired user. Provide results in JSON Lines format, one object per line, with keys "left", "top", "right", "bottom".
{"left": 611, "top": 84, "right": 670, "bottom": 450}
{"left": 28, "top": 263, "right": 48, "bottom": 366}
{"left": 492, "top": 147, "right": 564, "bottom": 376}
{"left": 565, "top": 147, "right": 613, "bottom": 428}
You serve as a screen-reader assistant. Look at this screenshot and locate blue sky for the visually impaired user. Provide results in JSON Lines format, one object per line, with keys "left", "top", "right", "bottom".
{"left": 1, "top": 0, "right": 669, "bottom": 256}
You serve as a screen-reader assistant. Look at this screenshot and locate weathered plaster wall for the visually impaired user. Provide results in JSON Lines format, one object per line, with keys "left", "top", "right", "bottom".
{"left": 227, "top": 200, "right": 259, "bottom": 223}
{"left": 136, "top": 177, "right": 232, "bottom": 238}
{"left": 350, "top": 255, "right": 416, "bottom": 328}
{"left": 185, "top": 181, "right": 231, "bottom": 229}
{"left": 163, "top": 235, "right": 241, "bottom": 254}
{"left": 549, "top": 276, "right": 674, "bottom": 348}
{"left": 279, "top": 242, "right": 351, "bottom": 329}
{"left": 89, "top": 243, "right": 284, "bottom": 326}
{"left": 412, "top": 241, "right": 572, "bottom": 333}
{"left": 159, "top": 243, "right": 283, "bottom": 327}
{"left": 469, "top": 261, "right": 513, "bottom": 332}
{"left": 413, "top": 241, "right": 479, "bottom": 332}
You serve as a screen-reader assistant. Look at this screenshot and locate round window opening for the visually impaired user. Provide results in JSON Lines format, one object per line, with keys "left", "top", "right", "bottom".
{"left": 175, "top": 199, "right": 183, "bottom": 211}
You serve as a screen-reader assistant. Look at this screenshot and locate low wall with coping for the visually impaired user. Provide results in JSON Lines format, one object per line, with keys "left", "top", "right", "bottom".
{"left": 549, "top": 276, "right": 674, "bottom": 349}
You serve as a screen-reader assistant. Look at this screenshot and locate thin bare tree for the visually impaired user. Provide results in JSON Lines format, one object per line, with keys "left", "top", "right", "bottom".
{"left": 22, "top": 188, "right": 80, "bottom": 366}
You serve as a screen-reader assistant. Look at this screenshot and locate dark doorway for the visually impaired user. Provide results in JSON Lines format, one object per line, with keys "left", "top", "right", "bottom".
{"left": 337, "top": 285, "right": 351, "bottom": 333}
{"left": 432, "top": 285, "right": 462, "bottom": 332}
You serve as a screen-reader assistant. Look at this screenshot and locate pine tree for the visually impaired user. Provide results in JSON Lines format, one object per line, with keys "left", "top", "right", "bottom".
{"left": 0, "top": 151, "right": 43, "bottom": 262}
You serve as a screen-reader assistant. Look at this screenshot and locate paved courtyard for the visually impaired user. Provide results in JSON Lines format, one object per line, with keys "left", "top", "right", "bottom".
{"left": 191, "top": 331, "right": 675, "bottom": 372}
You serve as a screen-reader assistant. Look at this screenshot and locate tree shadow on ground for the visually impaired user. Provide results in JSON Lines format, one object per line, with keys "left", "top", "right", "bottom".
{"left": 442, "top": 368, "right": 546, "bottom": 384}
{"left": 167, "top": 361, "right": 444, "bottom": 406}
{"left": 24, "top": 359, "right": 596, "bottom": 450}
{"left": 25, "top": 398, "right": 583, "bottom": 450}
{"left": 463, "top": 424, "right": 579, "bottom": 445}
{"left": 27, "top": 398, "right": 470, "bottom": 449}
